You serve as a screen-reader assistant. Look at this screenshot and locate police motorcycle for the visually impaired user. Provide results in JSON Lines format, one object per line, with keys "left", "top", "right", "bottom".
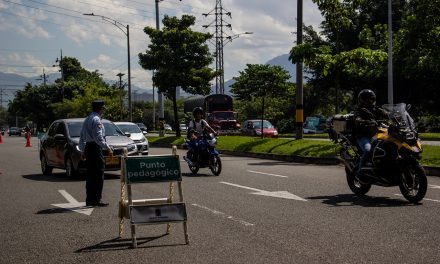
{"left": 183, "top": 132, "right": 222, "bottom": 176}
{"left": 329, "top": 103, "right": 427, "bottom": 203}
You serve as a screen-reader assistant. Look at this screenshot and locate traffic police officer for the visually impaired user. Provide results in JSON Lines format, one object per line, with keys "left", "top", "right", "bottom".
{"left": 79, "top": 100, "right": 113, "bottom": 207}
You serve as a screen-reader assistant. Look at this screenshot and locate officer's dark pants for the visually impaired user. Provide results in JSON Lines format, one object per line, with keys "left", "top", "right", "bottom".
{"left": 85, "top": 142, "right": 105, "bottom": 204}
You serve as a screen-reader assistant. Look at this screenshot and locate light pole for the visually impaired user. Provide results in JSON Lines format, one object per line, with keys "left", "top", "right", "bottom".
{"left": 387, "top": 0, "right": 393, "bottom": 104}
{"left": 84, "top": 13, "right": 132, "bottom": 121}
{"left": 155, "top": 0, "right": 165, "bottom": 136}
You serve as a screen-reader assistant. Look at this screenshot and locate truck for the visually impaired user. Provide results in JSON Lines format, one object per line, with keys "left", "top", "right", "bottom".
{"left": 184, "top": 94, "right": 241, "bottom": 135}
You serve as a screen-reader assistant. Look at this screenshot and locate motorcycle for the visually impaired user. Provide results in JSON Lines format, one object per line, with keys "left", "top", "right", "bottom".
{"left": 330, "top": 103, "right": 427, "bottom": 203}
{"left": 183, "top": 133, "right": 222, "bottom": 176}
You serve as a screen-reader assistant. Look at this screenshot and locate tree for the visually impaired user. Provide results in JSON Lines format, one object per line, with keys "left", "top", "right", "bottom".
{"left": 8, "top": 57, "right": 125, "bottom": 130}
{"left": 290, "top": 0, "right": 440, "bottom": 116}
{"left": 138, "top": 15, "right": 218, "bottom": 137}
{"left": 231, "top": 64, "right": 293, "bottom": 137}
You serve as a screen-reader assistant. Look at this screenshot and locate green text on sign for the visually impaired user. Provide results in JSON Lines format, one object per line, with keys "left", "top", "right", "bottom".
{"left": 124, "top": 155, "right": 181, "bottom": 184}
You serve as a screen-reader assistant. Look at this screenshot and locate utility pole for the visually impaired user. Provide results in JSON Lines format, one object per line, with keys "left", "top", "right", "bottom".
{"left": 36, "top": 69, "right": 48, "bottom": 85}
{"left": 155, "top": 0, "right": 165, "bottom": 136}
{"left": 295, "top": 0, "right": 304, "bottom": 139}
{"left": 53, "top": 49, "right": 64, "bottom": 100}
{"left": 117, "top": 72, "right": 125, "bottom": 119}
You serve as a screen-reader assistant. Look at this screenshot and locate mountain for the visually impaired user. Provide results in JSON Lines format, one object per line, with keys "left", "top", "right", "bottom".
{"left": 218, "top": 53, "right": 296, "bottom": 95}
{"left": 0, "top": 53, "right": 298, "bottom": 104}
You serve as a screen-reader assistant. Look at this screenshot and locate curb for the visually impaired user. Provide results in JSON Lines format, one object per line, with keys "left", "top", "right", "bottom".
{"left": 150, "top": 143, "right": 440, "bottom": 177}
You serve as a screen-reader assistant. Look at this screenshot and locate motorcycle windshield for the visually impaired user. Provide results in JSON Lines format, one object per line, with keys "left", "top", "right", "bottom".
{"left": 382, "top": 103, "right": 415, "bottom": 130}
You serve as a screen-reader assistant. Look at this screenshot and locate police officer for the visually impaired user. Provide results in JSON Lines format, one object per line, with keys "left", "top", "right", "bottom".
{"left": 79, "top": 100, "right": 113, "bottom": 207}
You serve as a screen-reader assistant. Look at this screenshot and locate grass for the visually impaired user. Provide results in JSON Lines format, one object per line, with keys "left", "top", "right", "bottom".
{"left": 147, "top": 135, "right": 440, "bottom": 167}
{"left": 419, "top": 133, "right": 440, "bottom": 139}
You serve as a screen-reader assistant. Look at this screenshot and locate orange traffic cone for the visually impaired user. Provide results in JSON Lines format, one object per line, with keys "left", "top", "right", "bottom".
{"left": 25, "top": 132, "right": 32, "bottom": 147}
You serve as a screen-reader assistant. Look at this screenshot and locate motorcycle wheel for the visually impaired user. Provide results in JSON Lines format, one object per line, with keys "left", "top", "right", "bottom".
{"left": 399, "top": 163, "right": 427, "bottom": 204}
{"left": 209, "top": 155, "right": 222, "bottom": 176}
{"left": 346, "top": 167, "right": 371, "bottom": 195}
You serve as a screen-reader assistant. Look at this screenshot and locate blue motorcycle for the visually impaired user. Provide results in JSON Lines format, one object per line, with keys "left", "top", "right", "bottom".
{"left": 184, "top": 133, "right": 222, "bottom": 176}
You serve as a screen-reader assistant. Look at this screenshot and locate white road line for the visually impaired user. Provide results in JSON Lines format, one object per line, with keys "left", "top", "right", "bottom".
{"left": 394, "top": 194, "right": 440, "bottom": 203}
{"left": 191, "top": 203, "right": 254, "bottom": 227}
{"left": 429, "top": 184, "right": 440, "bottom": 189}
{"left": 247, "top": 170, "right": 288, "bottom": 178}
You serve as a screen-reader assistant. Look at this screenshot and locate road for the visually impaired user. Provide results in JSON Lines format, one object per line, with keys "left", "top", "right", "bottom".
{"left": 1, "top": 136, "right": 440, "bottom": 264}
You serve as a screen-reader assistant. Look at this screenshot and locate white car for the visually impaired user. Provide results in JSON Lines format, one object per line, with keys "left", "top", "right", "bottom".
{"left": 179, "top": 123, "right": 188, "bottom": 132}
{"left": 115, "top": 122, "right": 149, "bottom": 155}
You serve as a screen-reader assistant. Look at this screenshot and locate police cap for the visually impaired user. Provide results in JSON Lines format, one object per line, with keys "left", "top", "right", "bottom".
{"left": 92, "top": 100, "right": 106, "bottom": 111}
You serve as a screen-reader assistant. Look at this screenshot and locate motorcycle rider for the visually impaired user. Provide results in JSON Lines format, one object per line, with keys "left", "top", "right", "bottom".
{"left": 186, "top": 107, "right": 217, "bottom": 163}
{"left": 353, "top": 89, "right": 389, "bottom": 177}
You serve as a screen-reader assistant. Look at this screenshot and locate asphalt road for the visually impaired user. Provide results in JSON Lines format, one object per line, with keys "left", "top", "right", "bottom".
{"left": 1, "top": 136, "right": 440, "bottom": 264}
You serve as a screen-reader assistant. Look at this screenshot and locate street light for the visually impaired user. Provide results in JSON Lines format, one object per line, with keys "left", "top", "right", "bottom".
{"left": 83, "top": 13, "right": 133, "bottom": 121}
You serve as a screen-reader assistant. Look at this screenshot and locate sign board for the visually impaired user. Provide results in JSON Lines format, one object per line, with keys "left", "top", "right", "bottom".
{"left": 130, "top": 203, "right": 187, "bottom": 224}
{"left": 124, "top": 155, "right": 181, "bottom": 184}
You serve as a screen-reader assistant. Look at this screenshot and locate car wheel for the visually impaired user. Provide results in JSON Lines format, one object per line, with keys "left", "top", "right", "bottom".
{"left": 41, "top": 153, "right": 53, "bottom": 175}
{"left": 65, "top": 156, "right": 79, "bottom": 178}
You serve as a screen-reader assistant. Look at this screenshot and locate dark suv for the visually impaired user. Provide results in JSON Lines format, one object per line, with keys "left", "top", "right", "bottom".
{"left": 39, "top": 118, "right": 138, "bottom": 178}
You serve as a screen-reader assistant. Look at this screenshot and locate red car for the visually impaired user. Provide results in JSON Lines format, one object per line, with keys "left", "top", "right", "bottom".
{"left": 241, "top": 120, "right": 278, "bottom": 138}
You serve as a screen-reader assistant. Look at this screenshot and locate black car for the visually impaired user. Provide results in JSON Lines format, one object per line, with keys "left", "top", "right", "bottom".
{"left": 8, "top": 127, "right": 22, "bottom": 136}
{"left": 39, "top": 118, "right": 138, "bottom": 178}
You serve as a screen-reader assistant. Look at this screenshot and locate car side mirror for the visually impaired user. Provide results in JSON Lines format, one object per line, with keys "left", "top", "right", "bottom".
{"left": 142, "top": 131, "right": 148, "bottom": 135}
{"left": 124, "top": 132, "right": 131, "bottom": 137}
{"left": 406, "top": 104, "right": 412, "bottom": 111}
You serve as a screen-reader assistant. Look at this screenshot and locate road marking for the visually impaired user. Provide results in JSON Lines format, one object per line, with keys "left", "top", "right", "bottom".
{"left": 220, "top": 181, "right": 307, "bottom": 201}
{"left": 394, "top": 194, "right": 440, "bottom": 203}
{"left": 247, "top": 170, "right": 288, "bottom": 178}
{"left": 192, "top": 203, "right": 254, "bottom": 227}
{"left": 51, "top": 190, "right": 94, "bottom": 216}
{"left": 429, "top": 184, "right": 440, "bottom": 189}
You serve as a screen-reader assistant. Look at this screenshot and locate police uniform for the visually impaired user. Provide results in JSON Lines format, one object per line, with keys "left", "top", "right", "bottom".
{"left": 79, "top": 100, "right": 111, "bottom": 207}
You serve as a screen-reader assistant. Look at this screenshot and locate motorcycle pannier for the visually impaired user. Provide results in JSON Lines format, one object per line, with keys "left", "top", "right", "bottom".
{"left": 332, "top": 114, "right": 355, "bottom": 134}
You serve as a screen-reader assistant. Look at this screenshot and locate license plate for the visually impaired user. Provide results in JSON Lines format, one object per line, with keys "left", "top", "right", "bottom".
{"left": 105, "top": 157, "right": 120, "bottom": 166}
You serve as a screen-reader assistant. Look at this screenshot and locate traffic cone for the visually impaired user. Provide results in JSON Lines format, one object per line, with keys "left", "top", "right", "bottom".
{"left": 25, "top": 132, "right": 32, "bottom": 147}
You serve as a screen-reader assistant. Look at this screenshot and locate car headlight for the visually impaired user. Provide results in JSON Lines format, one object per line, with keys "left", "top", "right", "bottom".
{"left": 140, "top": 137, "right": 146, "bottom": 143}
{"left": 127, "top": 144, "right": 136, "bottom": 152}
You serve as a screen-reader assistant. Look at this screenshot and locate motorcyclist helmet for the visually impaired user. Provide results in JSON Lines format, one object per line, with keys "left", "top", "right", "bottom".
{"left": 358, "top": 89, "right": 376, "bottom": 108}
{"left": 192, "top": 107, "right": 204, "bottom": 117}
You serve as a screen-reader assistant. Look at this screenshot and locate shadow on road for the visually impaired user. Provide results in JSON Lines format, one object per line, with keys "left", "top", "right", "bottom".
{"left": 75, "top": 235, "right": 186, "bottom": 252}
{"left": 307, "top": 193, "right": 418, "bottom": 207}
{"left": 22, "top": 173, "right": 120, "bottom": 182}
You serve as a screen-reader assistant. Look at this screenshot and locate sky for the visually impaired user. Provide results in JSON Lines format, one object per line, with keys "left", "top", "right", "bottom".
{"left": 0, "top": 0, "right": 323, "bottom": 93}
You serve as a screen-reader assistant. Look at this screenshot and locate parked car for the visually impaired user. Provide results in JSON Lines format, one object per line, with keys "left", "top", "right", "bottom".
{"left": 164, "top": 123, "right": 172, "bottom": 131}
{"left": 115, "top": 122, "right": 149, "bottom": 155}
{"left": 179, "top": 123, "right": 188, "bottom": 132}
{"left": 303, "top": 116, "right": 328, "bottom": 134}
{"left": 39, "top": 118, "right": 138, "bottom": 178}
{"left": 8, "top": 127, "right": 22, "bottom": 136}
{"left": 241, "top": 120, "right": 278, "bottom": 138}
{"left": 135, "top": 122, "right": 148, "bottom": 133}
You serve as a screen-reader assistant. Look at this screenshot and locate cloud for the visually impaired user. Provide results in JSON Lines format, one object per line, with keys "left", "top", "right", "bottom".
{"left": 89, "top": 54, "right": 115, "bottom": 66}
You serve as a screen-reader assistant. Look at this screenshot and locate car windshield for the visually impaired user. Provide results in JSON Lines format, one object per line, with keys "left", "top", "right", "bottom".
{"left": 67, "top": 122, "right": 125, "bottom": 137}
{"left": 117, "top": 124, "right": 142, "bottom": 133}
{"left": 212, "top": 112, "right": 234, "bottom": 120}
{"left": 252, "top": 121, "right": 273, "bottom": 129}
